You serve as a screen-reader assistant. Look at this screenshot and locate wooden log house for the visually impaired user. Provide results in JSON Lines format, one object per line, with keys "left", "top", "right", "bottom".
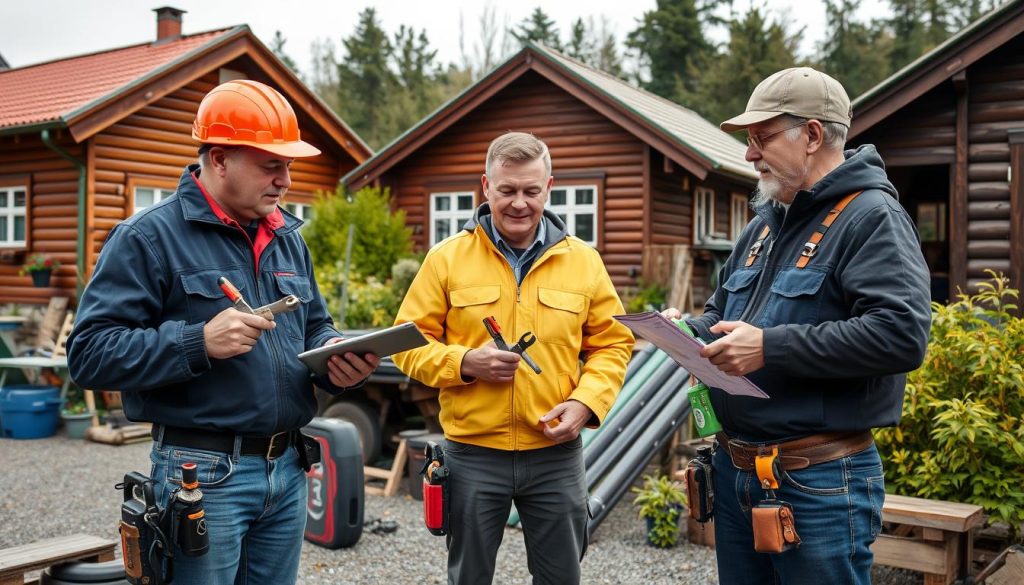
{"left": 0, "top": 7, "right": 371, "bottom": 306}
{"left": 848, "top": 0, "right": 1024, "bottom": 302}
{"left": 343, "top": 43, "right": 757, "bottom": 306}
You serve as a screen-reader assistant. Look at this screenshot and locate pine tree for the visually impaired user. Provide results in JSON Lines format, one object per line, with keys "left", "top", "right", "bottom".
{"left": 336, "top": 8, "right": 398, "bottom": 149}
{"left": 818, "top": 0, "right": 892, "bottom": 98}
{"left": 269, "top": 31, "right": 301, "bottom": 78}
{"left": 626, "top": 0, "right": 725, "bottom": 100}
{"left": 689, "top": 7, "right": 799, "bottom": 128}
{"left": 566, "top": 18, "right": 593, "bottom": 61}
{"left": 511, "top": 7, "right": 562, "bottom": 50}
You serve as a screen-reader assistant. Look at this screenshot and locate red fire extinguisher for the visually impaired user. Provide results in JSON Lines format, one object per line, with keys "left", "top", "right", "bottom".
{"left": 421, "top": 441, "right": 449, "bottom": 536}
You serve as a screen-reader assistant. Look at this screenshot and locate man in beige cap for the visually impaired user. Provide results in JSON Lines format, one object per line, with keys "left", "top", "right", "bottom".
{"left": 663, "top": 67, "right": 931, "bottom": 584}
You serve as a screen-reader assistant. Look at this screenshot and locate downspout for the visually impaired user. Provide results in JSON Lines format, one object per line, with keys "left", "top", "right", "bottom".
{"left": 40, "top": 129, "right": 87, "bottom": 300}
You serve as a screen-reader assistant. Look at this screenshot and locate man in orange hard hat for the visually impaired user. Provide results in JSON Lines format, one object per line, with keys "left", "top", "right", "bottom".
{"left": 69, "top": 80, "right": 379, "bottom": 585}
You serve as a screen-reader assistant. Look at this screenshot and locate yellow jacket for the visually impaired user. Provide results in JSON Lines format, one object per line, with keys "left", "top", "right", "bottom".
{"left": 393, "top": 211, "right": 634, "bottom": 451}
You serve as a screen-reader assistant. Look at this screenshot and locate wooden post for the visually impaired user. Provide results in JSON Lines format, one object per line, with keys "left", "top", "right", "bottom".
{"left": 951, "top": 70, "right": 969, "bottom": 296}
{"left": 1008, "top": 129, "right": 1023, "bottom": 315}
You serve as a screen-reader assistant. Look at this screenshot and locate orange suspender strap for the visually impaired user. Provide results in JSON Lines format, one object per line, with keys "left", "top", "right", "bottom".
{"left": 795, "top": 190, "right": 864, "bottom": 269}
{"left": 745, "top": 225, "right": 771, "bottom": 267}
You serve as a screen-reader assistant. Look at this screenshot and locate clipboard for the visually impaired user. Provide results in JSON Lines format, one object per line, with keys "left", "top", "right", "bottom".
{"left": 298, "top": 322, "right": 428, "bottom": 375}
{"left": 613, "top": 312, "right": 769, "bottom": 399}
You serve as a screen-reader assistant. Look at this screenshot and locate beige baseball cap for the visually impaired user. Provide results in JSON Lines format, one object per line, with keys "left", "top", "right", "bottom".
{"left": 721, "top": 67, "right": 853, "bottom": 132}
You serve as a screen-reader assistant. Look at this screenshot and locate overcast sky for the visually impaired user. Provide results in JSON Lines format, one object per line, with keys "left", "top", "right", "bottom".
{"left": 1, "top": 0, "right": 888, "bottom": 76}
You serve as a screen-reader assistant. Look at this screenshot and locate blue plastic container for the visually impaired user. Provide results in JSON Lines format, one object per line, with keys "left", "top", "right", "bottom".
{"left": 0, "top": 385, "right": 61, "bottom": 439}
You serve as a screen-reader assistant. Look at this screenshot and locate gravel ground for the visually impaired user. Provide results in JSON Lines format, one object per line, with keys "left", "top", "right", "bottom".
{"left": 0, "top": 431, "right": 919, "bottom": 584}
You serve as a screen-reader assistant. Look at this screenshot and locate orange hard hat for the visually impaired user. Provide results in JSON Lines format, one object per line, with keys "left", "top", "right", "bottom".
{"left": 192, "top": 79, "right": 321, "bottom": 158}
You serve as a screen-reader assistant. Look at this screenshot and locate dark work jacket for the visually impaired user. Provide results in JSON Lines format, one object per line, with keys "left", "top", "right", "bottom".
{"left": 687, "top": 145, "right": 931, "bottom": 441}
{"left": 68, "top": 165, "right": 348, "bottom": 435}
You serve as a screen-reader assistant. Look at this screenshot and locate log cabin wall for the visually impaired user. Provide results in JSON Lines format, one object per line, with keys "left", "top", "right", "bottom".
{"left": 387, "top": 71, "right": 646, "bottom": 289}
{"left": 853, "top": 34, "right": 1024, "bottom": 295}
{"left": 0, "top": 132, "right": 81, "bottom": 303}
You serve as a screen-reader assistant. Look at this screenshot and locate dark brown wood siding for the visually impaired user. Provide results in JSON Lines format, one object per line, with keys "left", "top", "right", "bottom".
{"left": 0, "top": 132, "right": 81, "bottom": 303}
{"left": 387, "top": 72, "right": 646, "bottom": 288}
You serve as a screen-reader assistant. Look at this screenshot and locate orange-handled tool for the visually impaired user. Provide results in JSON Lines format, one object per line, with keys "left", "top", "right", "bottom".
{"left": 218, "top": 276, "right": 255, "bottom": 314}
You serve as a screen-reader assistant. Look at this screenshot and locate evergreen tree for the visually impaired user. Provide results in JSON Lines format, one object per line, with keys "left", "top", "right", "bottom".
{"left": 626, "top": 0, "right": 725, "bottom": 101}
{"left": 566, "top": 18, "right": 593, "bottom": 62}
{"left": 594, "top": 17, "right": 624, "bottom": 78}
{"left": 511, "top": 7, "right": 562, "bottom": 50}
{"left": 690, "top": 7, "right": 799, "bottom": 128}
{"left": 336, "top": 8, "right": 398, "bottom": 149}
{"left": 818, "top": 0, "right": 892, "bottom": 98}
{"left": 269, "top": 31, "right": 301, "bottom": 78}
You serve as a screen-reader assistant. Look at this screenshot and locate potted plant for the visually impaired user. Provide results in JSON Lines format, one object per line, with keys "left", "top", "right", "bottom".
{"left": 632, "top": 474, "right": 688, "bottom": 548}
{"left": 60, "top": 398, "right": 93, "bottom": 439}
{"left": 19, "top": 254, "right": 60, "bottom": 288}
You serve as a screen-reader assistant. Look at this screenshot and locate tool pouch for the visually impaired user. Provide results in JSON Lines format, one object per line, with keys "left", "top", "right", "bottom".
{"left": 685, "top": 446, "right": 714, "bottom": 522}
{"left": 421, "top": 441, "right": 450, "bottom": 536}
{"left": 752, "top": 500, "right": 801, "bottom": 553}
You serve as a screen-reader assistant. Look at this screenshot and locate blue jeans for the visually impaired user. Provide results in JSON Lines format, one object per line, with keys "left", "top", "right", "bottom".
{"left": 149, "top": 434, "right": 307, "bottom": 585}
{"left": 713, "top": 442, "right": 885, "bottom": 585}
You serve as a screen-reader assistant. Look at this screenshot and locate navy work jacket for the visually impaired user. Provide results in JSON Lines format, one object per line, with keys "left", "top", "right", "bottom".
{"left": 68, "top": 165, "right": 346, "bottom": 435}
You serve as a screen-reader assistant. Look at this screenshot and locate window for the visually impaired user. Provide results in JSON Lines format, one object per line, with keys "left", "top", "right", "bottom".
{"left": 284, "top": 202, "right": 313, "bottom": 223}
{"left": 430, "top": 192, "right": 475, "bottom": 245}
{"left": 916, "top": 202, "right": 947, "bottom": 242}
{"left": 547, "top": 185, "right": 597, "bottom": 246}
{"left": 133, "top": 186, "right": 174, "bottom": 214}
{"left": 694, "top": 187, "right": 715, "bottom": 243}
{"left": 730, "top": 192, "right": 750, "bottom": 241}
{"left": 0, "top": 186, "right": 27, "bottom": 247}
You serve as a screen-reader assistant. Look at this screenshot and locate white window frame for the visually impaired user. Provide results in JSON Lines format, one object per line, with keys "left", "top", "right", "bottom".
{"left": 0, "top": 185, "right": 28, "bottom": 248}
{"left": 694, "top": 187, "right": 715, "bottom": 243}
{"left": 133, "top": 186, "right": 174, "bottom": 214}
{"left": 430, "top": 191, "right": 475, "bottom": 245}
{"left": 730, "top": 192, "right": 749, "bottom": 241}
{"left": 284, "top": 202, "right": 313, "bottom": 223}
{"left": 546, "top": 184, "right": 598, "bottom": 246}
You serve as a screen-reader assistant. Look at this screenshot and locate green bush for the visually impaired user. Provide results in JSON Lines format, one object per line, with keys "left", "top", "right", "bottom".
{"left": 304, "top": 186, "right": 413, "bottom": 281}
{"left": 875, "top": 271, "right": 1024, "bottom": 536}
{"left": 632, "top": 474, "right": 687, "bottom": 548}
{"left": 315, "top": 257, "right": 423, "bottom": 330}
{"left": 624, "top": 279, "right": 669, "bottom": 313}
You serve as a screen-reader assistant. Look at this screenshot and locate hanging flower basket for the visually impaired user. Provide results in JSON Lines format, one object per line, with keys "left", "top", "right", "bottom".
{"left": 19, "top": 254, "right": 60, "bottom": 288}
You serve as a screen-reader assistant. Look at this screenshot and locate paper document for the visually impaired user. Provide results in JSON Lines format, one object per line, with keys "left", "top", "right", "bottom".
{"left": 614, "top": 312, "right": 769, "bottom": 399}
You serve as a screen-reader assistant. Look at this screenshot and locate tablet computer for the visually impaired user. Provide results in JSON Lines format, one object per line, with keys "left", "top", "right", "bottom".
{"left": 297, "top": 322, "right": 428, "bottom": 375}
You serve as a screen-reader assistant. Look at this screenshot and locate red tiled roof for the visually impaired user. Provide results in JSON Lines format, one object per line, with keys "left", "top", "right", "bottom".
{"left": 0, "top": 29, "right": 233, "bottom": 130}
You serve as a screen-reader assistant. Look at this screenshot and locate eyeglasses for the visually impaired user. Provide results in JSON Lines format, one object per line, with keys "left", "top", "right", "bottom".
{"left": 746, "top": 121, "right": 807, "bottom": 151}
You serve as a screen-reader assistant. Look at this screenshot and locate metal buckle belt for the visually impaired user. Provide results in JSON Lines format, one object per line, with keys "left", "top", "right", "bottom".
{"left": 153, "top": 425, "right": 294, "bottom": 459}
{"left": 716, "top": 431, "right": 874, "bottom": 471}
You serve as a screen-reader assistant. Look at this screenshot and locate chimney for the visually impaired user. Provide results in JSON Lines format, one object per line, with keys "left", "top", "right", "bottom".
{"left": 153, "top": 7, "right": 186, "bottom": 43}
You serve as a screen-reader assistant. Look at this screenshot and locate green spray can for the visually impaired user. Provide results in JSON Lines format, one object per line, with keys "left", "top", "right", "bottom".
{"left": 687, "top": 382, "right": 722, "bottom": 437}
{"left": 671, "top": 318, "right": 723, "bottom": 437}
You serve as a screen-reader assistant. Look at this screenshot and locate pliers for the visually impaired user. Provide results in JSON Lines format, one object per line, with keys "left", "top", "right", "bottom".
{"left": 482, "top": 316, "right": 542, "bottom": 374}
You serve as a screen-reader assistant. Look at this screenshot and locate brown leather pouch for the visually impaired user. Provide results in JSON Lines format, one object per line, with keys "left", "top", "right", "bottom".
{"left": 751, "top": 500, "right": 801, "bottom": 553}
{"left": 684, "top": 458, "right": 714, "bottom": 522}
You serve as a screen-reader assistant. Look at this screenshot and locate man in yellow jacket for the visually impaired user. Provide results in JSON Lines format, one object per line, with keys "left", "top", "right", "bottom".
{"left": 393, "top": 131, "right": 634, "bottom": 584}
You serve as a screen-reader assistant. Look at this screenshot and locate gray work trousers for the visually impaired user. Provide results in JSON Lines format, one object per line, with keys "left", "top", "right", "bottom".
{"left": 444, "top": 437, "right": 589, "bottom": 585}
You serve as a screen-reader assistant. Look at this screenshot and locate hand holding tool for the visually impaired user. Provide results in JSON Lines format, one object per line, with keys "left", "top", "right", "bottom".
{"left": 482, "top": 316, "right": 542, "bottom": 374}
{"left": 219, "top": 276, "right": 301, "bottom": 319}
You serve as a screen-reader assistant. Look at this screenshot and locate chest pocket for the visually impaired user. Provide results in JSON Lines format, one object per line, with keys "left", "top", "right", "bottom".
{"left": 759, "top": 268, "right": 828, "bottom": 326}
{"left": 721, "top": 268, "right": 760, "bottom": 322}
{"left": 180, "top": 269, "right": 249, "bottom": 324}
{"left": 270, "top": 273, "right": 314, "bottom": 340}
{"left": 537, "top": 288, "right": 586, "bottom": 348}
{"left": 449, "top": 285, "right": 501, "bottom": 340}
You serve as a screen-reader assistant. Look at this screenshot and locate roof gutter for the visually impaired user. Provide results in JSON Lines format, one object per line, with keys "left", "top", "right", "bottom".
{"left": 40, "top": 129, "right": 86, "bottom": 300}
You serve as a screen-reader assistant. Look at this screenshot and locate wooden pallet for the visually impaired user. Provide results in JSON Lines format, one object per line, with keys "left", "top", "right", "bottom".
{"left": 0, "top": 534, "right": 116, "bottom": 585}
{"left": 363, "top": 438, "right": 408, "bottom": 497}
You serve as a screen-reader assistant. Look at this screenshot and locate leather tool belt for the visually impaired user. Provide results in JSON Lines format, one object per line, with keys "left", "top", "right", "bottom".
{"left": 717, "top": 431, "right": 874, "bottom": 472}
{"left": 153, "top": 425, "right": 294, "bottom": 459}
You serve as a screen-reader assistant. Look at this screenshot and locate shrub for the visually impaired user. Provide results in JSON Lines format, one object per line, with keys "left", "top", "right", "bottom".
{"left": 304, "top": 186, "right": 413, "bottom": 281}
{"left": 624, "top": 279, "right": 669, "bottom": 313}
{"left": 875, "top": 271, "right": 1024, "bottom": 537}
{"left": 315, "top": 257, "right": 422, "bottom": 330}
{"left": 632, "top": 474, "right": 687, "bottom": 548}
